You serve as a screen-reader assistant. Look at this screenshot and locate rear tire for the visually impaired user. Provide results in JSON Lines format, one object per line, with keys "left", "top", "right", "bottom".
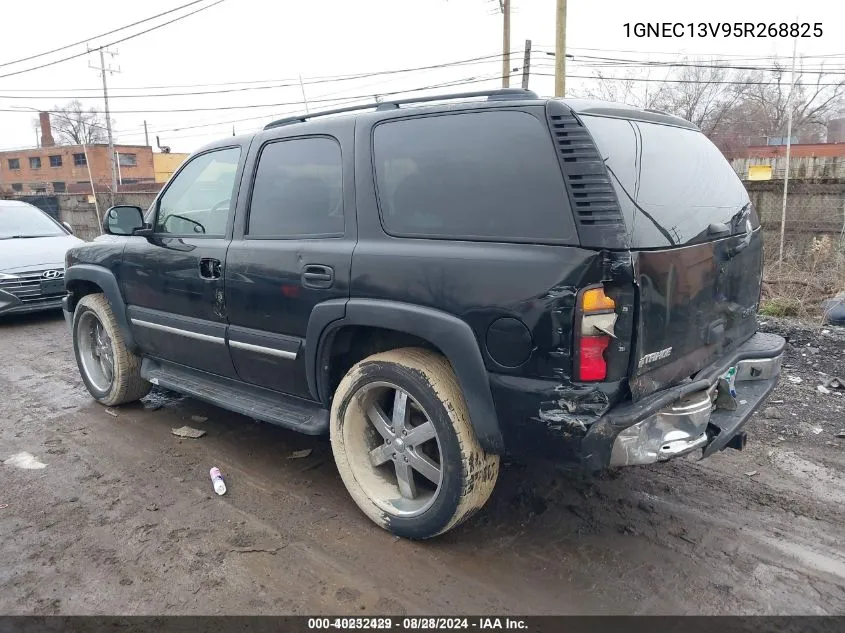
{"left": 330, "top": 347, "right": 499, "bottom": 539}
{"left": 72, "top": 293, "right": 151, "bottom": 406}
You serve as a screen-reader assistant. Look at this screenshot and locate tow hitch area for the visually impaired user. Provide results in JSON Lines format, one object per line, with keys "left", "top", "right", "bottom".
{"left": 607, "top": 334, "right": 784, "bottom": 467}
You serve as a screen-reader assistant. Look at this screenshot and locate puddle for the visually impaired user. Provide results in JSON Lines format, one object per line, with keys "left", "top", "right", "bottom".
{"left": 4, "top": 452, "right": 47, "bottom": 469}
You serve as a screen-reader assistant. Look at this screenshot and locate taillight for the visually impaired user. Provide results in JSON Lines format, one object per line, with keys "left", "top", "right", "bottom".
{"left": 576, "top": 286, "right": 617, "bottom": 382}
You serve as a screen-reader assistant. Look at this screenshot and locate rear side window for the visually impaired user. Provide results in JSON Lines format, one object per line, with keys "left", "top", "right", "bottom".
{"left": 373, "top": 111, "right": 576, "bottom": 243}
{"left": 582, "top": 115, "right": 750, "bottom": 248}
{"left": 248, "top": 137, "right": 343, "bottom": 238}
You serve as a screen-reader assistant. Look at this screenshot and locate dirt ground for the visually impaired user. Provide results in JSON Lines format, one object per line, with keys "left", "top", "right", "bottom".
{"left": 1, "top": 311, "right": 844, "bottom": 615}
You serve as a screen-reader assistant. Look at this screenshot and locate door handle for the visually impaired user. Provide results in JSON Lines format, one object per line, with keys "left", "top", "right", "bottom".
{"left": 199, "top": 257, "right": 222, "bottom": 280}
{"left": 302, "top": 264, "right": 334, "bottom": 289}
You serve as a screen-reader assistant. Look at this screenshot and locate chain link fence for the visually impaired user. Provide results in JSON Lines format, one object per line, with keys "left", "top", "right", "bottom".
{"left": 747, "top": 180, "right": 845, "bottom": 318}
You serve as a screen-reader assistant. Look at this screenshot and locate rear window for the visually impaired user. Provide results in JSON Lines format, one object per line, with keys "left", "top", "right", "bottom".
{"left": 373, "top": 110, "right": 577, "bottom": 244}
{"left": 581, "top": 115, "right": 750, "bottom": 248}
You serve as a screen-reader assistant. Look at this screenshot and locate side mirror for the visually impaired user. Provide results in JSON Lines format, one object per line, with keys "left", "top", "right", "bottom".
{"left": 103, "top": 205, "right": 144, "bottom": 236}
{"left": 62, "top": 221, "right": 75, "bottom": 235}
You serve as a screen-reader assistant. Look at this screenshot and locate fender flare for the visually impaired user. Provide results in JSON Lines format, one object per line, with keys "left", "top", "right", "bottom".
{"left": 307, "top": 298, "right": 504, "bottom": 454}
{"left": 65, "top": 264, "right": 137, "bottom": 352}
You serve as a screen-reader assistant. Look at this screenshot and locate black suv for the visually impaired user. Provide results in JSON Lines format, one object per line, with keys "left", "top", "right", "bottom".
{"left": 64, "top": 89, "right": 785, "bottom": 539}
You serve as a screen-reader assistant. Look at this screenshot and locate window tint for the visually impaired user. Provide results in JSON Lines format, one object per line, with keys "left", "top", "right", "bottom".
{"left": 155, "top": 147, "right": 241, "bottom": 237}
{"left": 247, "top": 137, "right": 343, "bottom": 237}
{"left": 373, "top": 111, "right": 576, "bottom": 243}
{"left": 582, "top": 115, "right": 750, "bottom": 248}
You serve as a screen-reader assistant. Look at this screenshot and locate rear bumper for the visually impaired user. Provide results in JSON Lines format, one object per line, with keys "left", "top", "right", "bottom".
{"left": 583, "top": 331, "right": 785, "bottom": 471}
{"left": 489, "top": 332, "right": 785, "bottom": 470}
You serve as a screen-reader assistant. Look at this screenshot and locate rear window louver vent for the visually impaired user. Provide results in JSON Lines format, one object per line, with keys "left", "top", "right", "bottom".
{"left": 546, "top": 102, "right": 627, "bottom": 249}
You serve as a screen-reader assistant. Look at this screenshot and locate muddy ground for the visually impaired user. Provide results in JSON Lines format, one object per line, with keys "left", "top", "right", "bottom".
{"left": 1, "top": 311, "right": 844, "bottom": 615}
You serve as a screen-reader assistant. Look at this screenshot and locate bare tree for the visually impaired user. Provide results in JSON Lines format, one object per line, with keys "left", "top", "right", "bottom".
{"left": 740, "top": 60, "right": 845, "bottom": 142}
{"left": 48, "top": 100, "right": 109, "bottom": 145}
{"left": 577, "top": 57, "right": 845, "bottom": 150}
{"left": 655, "top": 62, "right": 750, "bottom": 137}
{"left": 576, "top": 68, "right": 672, "bottom": 110}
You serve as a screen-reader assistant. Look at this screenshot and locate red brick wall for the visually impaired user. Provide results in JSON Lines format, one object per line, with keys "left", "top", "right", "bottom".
{"left": 0, "top": 144, "right": 155, "bottom": 193}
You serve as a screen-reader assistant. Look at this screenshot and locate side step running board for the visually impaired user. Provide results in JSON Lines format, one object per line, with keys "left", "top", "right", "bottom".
{"left": 141, "top": 358, "right": 329, "bottom": 435}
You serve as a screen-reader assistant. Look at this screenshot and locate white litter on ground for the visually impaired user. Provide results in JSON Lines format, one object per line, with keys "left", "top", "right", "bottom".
{"left": 171, "top": 426, "right": 206, "bottom": 439}
{"left": 3, "top": 452, "right": 47, "bottom": 469}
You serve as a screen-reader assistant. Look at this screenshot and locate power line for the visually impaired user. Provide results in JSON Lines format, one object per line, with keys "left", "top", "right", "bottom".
{"left": 118, "top": 73, "right": 514, "bottom": 139}
{"left": 545, "top": 53, "right": 845, "bottom": 75}
{"left": 0, "top": 0, "right": 208, "bottom": 70}
{"left": 530, "top": 69, "right": 845, "bottom": 86}
{"left": 533, "top": 44, "right": 845, "bottom": 61}
{"left": 0, "top": 55, "right": 511, "bottom": 100}
{"left": 0, "top": 53, "right": 513, "bottom": 98}
{"left": 0, "top": 0, "right": 227, "bottom": 80}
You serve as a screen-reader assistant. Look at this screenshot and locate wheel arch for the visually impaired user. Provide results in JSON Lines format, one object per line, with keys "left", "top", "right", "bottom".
{"left": 65, "top": 264, "right": 137, "bottom": 352}
{"left": 307, "top": 298, "right": 504, "bottom": 454}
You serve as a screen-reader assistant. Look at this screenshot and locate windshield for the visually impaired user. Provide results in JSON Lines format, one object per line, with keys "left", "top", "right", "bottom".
{"left": 0, "top": 204, "right": 66, "bottom": 240}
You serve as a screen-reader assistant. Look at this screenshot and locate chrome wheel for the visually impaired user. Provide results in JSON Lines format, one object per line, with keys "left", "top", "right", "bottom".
{"left": 344, "top": 381, "right": 443, "bottom": 517}
{"left": 77, "top": 311, "right": 114, "bottom": 393}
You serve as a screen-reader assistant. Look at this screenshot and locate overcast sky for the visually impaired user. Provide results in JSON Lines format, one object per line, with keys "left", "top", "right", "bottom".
{"left": 0, "top": 0, "right": 842, "bottom": 153}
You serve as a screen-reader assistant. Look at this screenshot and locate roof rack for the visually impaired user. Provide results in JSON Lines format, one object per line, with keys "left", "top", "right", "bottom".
{"left": 263, "top": 88, "right": 539, "bottom": 130}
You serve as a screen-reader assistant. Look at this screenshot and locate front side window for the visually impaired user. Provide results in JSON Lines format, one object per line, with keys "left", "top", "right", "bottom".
{"left": 73, "top": 153, "right": 87, "bottom": 166}
{"left": 247, "top": 137, "right": 343, "bottom": 238}
{"left": 29, "top": 157, "right": 41, "bottom": 169}
{"left": 49, "top": 155, "right": 62, "bottom": 167}
{"left": 373, "top": 110, "right": 577, "bottom": 243}
{"left": 155, "top": 147, "right": 241, "bottom": 237}
{"left": 8, "top": 158, "right": 20, "bottom": 170}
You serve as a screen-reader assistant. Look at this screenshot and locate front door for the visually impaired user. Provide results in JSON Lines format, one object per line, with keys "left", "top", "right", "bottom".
{"left": 225, "top": 123, "right": 355, "bottom": 399}
{"left": 119, "top": 145, "right": 247, "bottom": 378}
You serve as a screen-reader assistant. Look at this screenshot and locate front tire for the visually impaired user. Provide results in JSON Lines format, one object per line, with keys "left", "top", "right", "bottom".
{"left": 330, "top": 348, "right": 499, "bottom": 539}
{"left": 72, "top": 293, "right": 151, "bottom": 406}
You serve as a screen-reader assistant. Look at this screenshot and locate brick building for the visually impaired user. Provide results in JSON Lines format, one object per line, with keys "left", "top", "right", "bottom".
{"left": 0, "top": 112, "right": 156, "bottom": 194}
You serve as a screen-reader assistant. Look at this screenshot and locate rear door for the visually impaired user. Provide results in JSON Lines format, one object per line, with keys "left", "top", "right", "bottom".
{"left": 581, "top": 115, "right": 762, "bottom": 398}
{"left": 225, "top": 119, "right": 354, "bottom": 399}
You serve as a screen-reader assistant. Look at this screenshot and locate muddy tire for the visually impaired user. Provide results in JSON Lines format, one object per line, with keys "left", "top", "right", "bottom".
{"left": 72, "top": 293, "right": 151, "bottom": 407}
{"left": 330, "top": 347, "right": 499, "bottom": 539}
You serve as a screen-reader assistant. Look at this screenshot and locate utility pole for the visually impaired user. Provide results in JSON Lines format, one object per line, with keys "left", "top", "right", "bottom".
{"left": 778, "top": 33, "right": 799, "bottom": 266}
{"left": 298, "top": 74, "right": 310, "bottom": 113}
{"left": 555, "top": 0, "right": 567, "bottom": 96}
{"left": 500, "top": 0, "right": 511, "bottom": 88}
{"left": 89, "top": 46, "right": 120, "bottom": 205}
{"left": 144, "top": 120, "right": 149, "bottom": 147}
{"left": 521, "top": 39, "right": 532, "bottom": 89}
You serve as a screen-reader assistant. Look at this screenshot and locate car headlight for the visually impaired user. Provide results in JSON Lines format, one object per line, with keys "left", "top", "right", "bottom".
{"left": 0, "top": 272, "right": 20, "bottom": 280}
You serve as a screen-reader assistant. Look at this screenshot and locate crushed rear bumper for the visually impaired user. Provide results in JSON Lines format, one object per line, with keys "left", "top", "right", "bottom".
{"left": 581, "top": 332, "right": 785, "bottom": 471}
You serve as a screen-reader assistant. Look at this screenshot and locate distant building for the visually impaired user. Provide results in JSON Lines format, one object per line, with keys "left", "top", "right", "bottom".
{"left": 727, "top": 142, "right": 845, "bottom": 181}
{"left": 0, "top": 112, "right": 157, "bottom": 194}
{"left": 153, "top": 152, "right": 189, "bottom": 183}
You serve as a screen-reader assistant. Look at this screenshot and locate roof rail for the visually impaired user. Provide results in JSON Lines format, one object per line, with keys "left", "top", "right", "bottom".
{"left": 263, "top": 88, "right": 539, "bottom": 130}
